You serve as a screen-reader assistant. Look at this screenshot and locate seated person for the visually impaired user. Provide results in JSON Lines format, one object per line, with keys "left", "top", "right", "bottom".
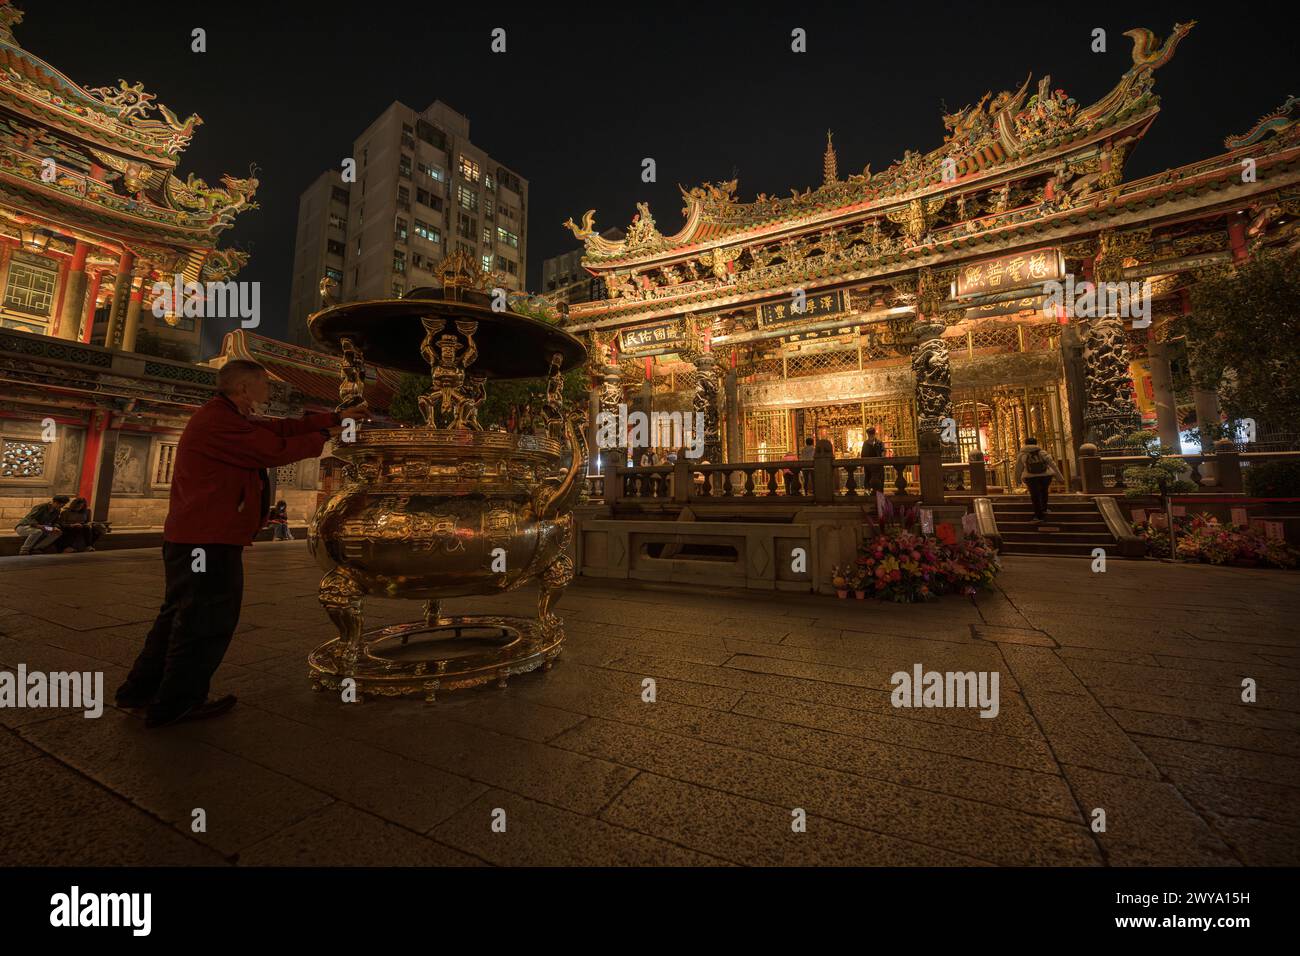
{"left": 267, "top": 499, "right": 292, "bottom": 540}
{"left": 57, "top": 497, "right": 104, "bottom": 552}
{"left": 15, "top": 494, "right": 68, "bottom": 555}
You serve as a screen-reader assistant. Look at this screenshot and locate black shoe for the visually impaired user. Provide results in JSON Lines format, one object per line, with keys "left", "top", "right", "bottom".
{"left": 145, "top": 695, "right": 237, "bottom": 729}
{"left": 114, "top": 681, "right": 155, "bottom": 709}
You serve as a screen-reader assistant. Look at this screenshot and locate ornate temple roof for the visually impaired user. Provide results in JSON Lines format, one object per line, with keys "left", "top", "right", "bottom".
{"left": 565, "top": 22, "right": 1197, "bottom": 269}
{"left": 0, "top": 1, "right": 255, "bottom": 274}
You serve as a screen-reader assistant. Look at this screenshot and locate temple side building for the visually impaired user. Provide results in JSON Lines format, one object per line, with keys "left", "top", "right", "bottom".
{"left": 0, "top": 2, "right": 385, "bottom": 535}
{"left": 562, "top": 22, "right": 1300, "bottom": 491}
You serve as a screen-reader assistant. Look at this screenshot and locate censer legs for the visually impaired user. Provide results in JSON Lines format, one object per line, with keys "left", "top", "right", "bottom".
{"left": 319, "top": 567, "right": 366, "bottom": 676}
{"left": 538, "top": 519, "right": 574, "bottom": 640}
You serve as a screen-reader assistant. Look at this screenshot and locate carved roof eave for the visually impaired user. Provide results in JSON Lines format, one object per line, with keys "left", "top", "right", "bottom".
{"left": 0, "top": 45, "right": 191, "bottom": 164}
{"left": 565, "top": 142, "right": 1300, "bottom": 332}
{"left": 0, "top": 173, "right": 245, "bottom": 247}
{"left": 582, "top": 107, "right": 1159, "bottom": 274}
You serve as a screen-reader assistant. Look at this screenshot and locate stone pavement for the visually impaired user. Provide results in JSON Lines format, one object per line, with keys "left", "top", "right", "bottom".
{"left": 1, "top": 543, "right": 1297, "bottom": 867}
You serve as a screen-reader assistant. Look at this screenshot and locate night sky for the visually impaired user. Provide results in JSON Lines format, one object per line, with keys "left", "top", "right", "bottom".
{"left": 17, "top": 2, "right": 1295, "bottom": 354}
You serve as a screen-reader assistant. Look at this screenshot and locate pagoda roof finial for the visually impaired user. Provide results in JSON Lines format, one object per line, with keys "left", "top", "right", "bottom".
{"left": 0, "top": 2, "right": 24, "bottom": 44}
{"left": 823, "top": 129, "right": 839, "bottom": 186}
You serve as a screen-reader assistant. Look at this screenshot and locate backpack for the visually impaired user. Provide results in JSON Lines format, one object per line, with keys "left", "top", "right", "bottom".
{"left": 1025, "top": 448, "right": 1048, "bottom": 475}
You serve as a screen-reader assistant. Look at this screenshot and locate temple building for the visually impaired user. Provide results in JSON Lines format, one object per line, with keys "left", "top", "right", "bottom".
{"left": 563, "top": 22, "right": 1300, "bottom": 491}
{"left": 0, "top": 1, "right": 380, "bottom": 538}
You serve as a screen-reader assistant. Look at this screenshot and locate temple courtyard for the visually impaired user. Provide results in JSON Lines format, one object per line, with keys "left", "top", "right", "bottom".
{"left": 1, "top": 543, "right": 1297, "bottom": 867}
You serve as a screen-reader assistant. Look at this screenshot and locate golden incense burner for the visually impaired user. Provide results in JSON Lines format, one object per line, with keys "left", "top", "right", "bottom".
{"left": 305, "top": 255, "right": 587, "bottom": 701}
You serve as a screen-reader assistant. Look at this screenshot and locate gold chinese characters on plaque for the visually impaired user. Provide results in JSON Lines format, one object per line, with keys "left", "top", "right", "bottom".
{"left": 956, "top": 248, "right": 1063, "bottom": 297}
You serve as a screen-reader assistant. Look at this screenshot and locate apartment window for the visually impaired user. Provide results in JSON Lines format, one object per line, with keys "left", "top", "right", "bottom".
{"left": 395, "top": 217, "right": 408, "bottom": 242}
{"left": 484, "top": 173, "right": 495, "bottom": 191}
{"left": 328, "top": 212, "right": 346, "bottom": 231}
{"left": 496, "top": 167, "right": 521, "bottom": 193}
{"left": 484, "top": 194, "right": 495, "bottom": 217}
{"left": 456, "top": 184, "right": 478, "bottom": 212}
{"left": 481, "top": 254, "right": 493, "bottom": 273}
{"left": 3, "top": 255, "right": 57, "bottom": 316}
{"left": 397, "top": 185, "right": 410, "bottom": 207}
{"left": 458, "top": 156, "right": 481, "bottom": 182}
{"left": 357, "top": 205, "right": 363, "bottom": 227}
{"left": 398, "top": 155, "right": 412, "bottom": 179}
{"left": 325, "top": 267, "right": 343, "bottom": 284}
{"left": 416, "top": 120, "right": 446, "bottom": 150}
{"left": 457, "top": 213, "right": 476, "bottom": 240}
{"left": 499, "top": 203, "right": 516, "bottom": 221}
{"left": 415, "top": 219, "right": 440, "bottom": 243}
{"left": 401, "top": 123, "right": 415, "bottom": 151}
{"left": 495, "top": 255, "right": 518, "bottom": 276}
{"left": 418, "top": 162, "right": 444, "bottom": 183}
{"left": 356, "top": 238, "right": 362, "bottom": 256}
{"left": 327, "top": 239, "right": 345, "bottom": 257}
{"left": 457, "top": 242, "right": 474, "bottom": 257}
{"left": 482, "top": 226, "right": 492, "bottom": 245}
{"left": 411, "top": 253, "right": 427, "bottom": 270}
{"left": 496, "top": 227, "right": 518, "bottom": 248}
{"left": 392, "top": 280, "right": 404, "bottom": 297}
{"left": 393, "top": 250, "right": 406, "bottom": 274}
{"left": 331, "top": 186, "right": 349, "bottom": 204}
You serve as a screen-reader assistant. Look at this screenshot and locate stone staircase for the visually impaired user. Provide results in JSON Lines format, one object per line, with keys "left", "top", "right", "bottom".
{"left": 990, "top": 495, "right": 1116, "bottom": 557}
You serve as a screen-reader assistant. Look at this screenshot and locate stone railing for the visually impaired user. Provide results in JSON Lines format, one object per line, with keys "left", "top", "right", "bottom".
{"left": 600, "top": 442, "right": 949, "bottom": 506}
{"left": 1079, "top": 444, "right": 1300, "bottom": 494}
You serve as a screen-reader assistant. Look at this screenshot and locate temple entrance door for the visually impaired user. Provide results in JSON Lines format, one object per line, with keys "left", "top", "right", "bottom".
{"left": 744, "top": 408, "right": 792, "bottom": 462}
{"left": 953, "top": 385, "right": 1068, "bottom": 489}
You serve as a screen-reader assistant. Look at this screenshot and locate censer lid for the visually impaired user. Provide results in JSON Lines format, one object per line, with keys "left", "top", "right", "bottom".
{"left": 308, "top": 255, "right": 586, "bottom": 379}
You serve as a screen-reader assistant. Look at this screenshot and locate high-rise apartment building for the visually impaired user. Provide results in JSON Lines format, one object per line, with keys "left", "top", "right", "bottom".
{"left": 288, "top": 101, "right": 528, "bottom": 348}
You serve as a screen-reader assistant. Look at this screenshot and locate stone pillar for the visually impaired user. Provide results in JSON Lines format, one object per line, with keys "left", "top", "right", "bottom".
{"left": 724, "top": 365, "right": 741, "bottom": 465}
{"left": 104, "top": 250, "right": 134, "bottom": 349}
{"left": 692, "top": 351, "right": 722, "bottom": 463}
{"left": 599, "top": 361, "right": 624, "bottom": 473}
{"left": 1082, "top": 243, "right": 1142, "bottom": 443}
{"left": 120, "top": 270, "right": 146, "bottom": 353}
{"left": 1146, "top": 340, "right": 1180, "bottom": 450}
{"left": 81, "top": 269, "right": 105, "bottom": 343}
{"left": 49, "top": 254, "right": 70, "bottom": 338}
{"left": 911, "top": 320, "right": 951, "bottom": 437}
{"left": 56, "top": 240, "right": 89, "bottom": 341}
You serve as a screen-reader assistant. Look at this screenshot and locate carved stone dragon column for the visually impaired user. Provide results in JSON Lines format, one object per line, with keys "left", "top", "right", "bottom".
{"left": 910, "top": 268, "right": 953, "bottom": 437}
{"left": 692, "top": 351, "right": 723, "bottom": 463}
{"left": 1082, "top": 230, "right": 1143, "bottom": 444}
{"left": 596, "top": 338, "right": 625, "bottom": 472}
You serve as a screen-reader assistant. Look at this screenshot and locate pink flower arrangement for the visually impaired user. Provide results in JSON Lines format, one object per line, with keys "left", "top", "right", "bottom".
{"left": 1132, "top": 513, "right": 1298, "bottom": 568}
{"left": 847, "top": 516, "right": 1001, "bottom": 603}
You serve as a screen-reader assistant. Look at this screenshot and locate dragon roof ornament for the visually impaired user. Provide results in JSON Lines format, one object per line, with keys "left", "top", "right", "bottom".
{"left": 1225, "top": 95, "right": 1299, "bottom": 150}
{"left": 0, "top": 2, "right": 201, "bottom": 159}
{"left": 566, "top": 22, "right": 1196, "bottom": 268}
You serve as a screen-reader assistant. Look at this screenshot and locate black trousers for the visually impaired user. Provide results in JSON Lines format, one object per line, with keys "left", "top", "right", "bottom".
{"left": 1025, "top": 476, "right": 1052, "bottom": 518}
{"left": 124, "top": 542, "right": 244, "bottom": 713}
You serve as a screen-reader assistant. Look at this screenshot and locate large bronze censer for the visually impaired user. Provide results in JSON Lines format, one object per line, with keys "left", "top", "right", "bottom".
{"left": 305, "top": 253, "right": 588, "bottom": 701}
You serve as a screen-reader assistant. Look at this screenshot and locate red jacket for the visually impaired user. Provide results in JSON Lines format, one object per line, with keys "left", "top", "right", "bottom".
{"left": 164, "top": 394, "right": 338, "bottom": 546}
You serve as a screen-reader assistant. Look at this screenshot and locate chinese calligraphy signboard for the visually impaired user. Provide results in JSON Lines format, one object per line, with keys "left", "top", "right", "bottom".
{"left": 963, "top": 294, "right": 1048, "bottom": 321}
{"left": 956, "top": 248, "right": 1063, "bottom": 297}
{"left": 619, "top": 320, "right": 684, "bottom": 353}
{"left": 758, "top": 289, "right": 848, "bottom": 327}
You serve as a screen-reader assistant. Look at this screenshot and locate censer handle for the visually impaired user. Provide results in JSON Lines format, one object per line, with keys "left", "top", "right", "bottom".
{"left": 536, "top": 411, "right": 589, "bottom": 520}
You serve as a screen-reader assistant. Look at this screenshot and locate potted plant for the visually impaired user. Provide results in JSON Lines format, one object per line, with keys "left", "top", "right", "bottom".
{"left": 831, "top": 564, "right": 850, "bottom": 598}
{"left": 850, "top": 566, "right": 867, "bottom": 599}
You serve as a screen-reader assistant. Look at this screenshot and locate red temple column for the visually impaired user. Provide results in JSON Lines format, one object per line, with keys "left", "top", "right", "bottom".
{"left": 81, "top": 269, "right": 105, "bottom": 344}
{"left": 103, "top": 250, "right": 135, "bottom": 348}
{"left": 48, "top": 253, "right": 71, "bottom": 338}
{"left": 56, "top": 240, "right": 91, "bottom": 341}
{"left": 1228, "top": 213, "right": 1249, "bottom": 263}
{"left": 79, "top": 409, "right": 109, "bottom": 509}
{"left": 120, "top": 272, "right": 146, "bottom": 352}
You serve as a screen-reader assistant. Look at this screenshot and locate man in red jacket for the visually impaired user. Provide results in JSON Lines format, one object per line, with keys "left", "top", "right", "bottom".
{"left": 115, "top": 359, "right": 366, "bottom": 728}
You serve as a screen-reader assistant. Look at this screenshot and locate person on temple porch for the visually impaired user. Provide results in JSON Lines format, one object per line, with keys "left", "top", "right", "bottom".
{"left": 114, "top": 360, "right": 366, "bottom": 729}
{"left": 14, "top": 494, "right": 69, "bottom": 555}
{"left": 860, "top": 426, "right": 887, "bottom": 493}
{"left": 1014, "top": 437, "right": 1063, "bottom": 523}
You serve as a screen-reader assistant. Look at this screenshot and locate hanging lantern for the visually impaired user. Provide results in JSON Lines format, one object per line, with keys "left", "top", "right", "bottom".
{"left": 20, "top": 227, "right": 52, "bottom": 252}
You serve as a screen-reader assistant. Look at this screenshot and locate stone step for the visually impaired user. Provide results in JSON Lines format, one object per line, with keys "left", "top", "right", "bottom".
{"left": 1000, "top": 540, "right": 1123, "bottom": 556}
